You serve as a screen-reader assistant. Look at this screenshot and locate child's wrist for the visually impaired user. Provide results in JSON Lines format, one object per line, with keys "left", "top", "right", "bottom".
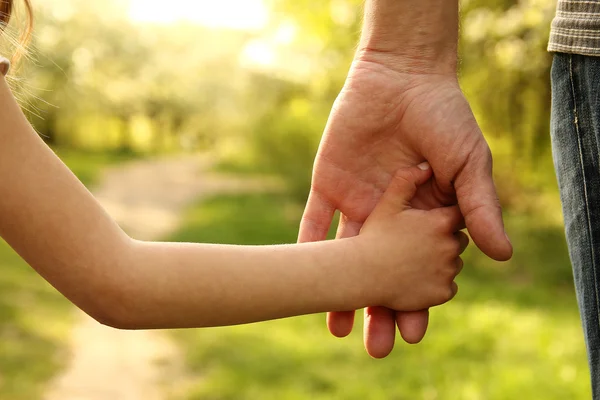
{"left": 341, "top": 236, "right": 380, "bottom": 309}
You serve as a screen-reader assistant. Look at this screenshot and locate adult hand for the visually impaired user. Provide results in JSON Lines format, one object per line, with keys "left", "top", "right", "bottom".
{"left": 298, "top": 55, "right": 512, "bottom": 358}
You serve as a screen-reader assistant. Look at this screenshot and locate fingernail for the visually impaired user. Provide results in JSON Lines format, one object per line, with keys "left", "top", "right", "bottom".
{"left": 505, "top": 231, "right": 512, "bottom": 244}
{"left": 418, "top": 162, "right": 430, "bottom": 171}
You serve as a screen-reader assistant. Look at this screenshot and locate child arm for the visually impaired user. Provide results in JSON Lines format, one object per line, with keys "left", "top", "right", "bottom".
{"left": 0, "top": 76, "right": 367, "bottom": 329}
{"left": 0, "top": 74, "right": 464, "bottom": 330}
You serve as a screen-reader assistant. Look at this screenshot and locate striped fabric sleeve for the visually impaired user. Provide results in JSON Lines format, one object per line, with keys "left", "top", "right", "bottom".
{"left": 0, "top": 56, "right": 9, "bottom": 76}
{"left": 548, "top": 0, "right": 600, "bottom": 56}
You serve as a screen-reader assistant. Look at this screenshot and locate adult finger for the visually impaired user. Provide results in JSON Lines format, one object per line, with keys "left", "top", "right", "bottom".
{"left": 456, "top": 231, "right": 469, "bottom": 255}
{"left": 454, "top": 143, "right": 513, "bottom": 261}
{"left": 337, "top": 214, "right": 399, "bottom": 356}
{"left": 298, "top": 189, "right": 335, "bottom": 243}
{"left": 326, "top": 214, "right": 363, "bottom": 338}
{"left": 364, "top": 164, "right": 433, "bottom": 353}
{"left": 364, "top": 306, "right": 396, "bottom": 359}
{"left": 299, "top": 191, "right": 354, "bottom": 337}
{"left": 396, "top": 310, "right": 430, "bottom": 344}
{"left": 429, "top": 205, "right": 464, "bottom": 233}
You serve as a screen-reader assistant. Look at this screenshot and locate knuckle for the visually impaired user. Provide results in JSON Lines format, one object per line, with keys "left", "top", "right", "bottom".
{"left": 451, "top": 238, "right": 463, "bottom": 255}
{"left": 437, "top": 288, "right": 455, "bottom": 304}
{"left": 393, "top": 172, "right": 414, "bottom": 189}
{"left": 451, "top": 283, "right": 459, "bottom": 298}
{"left": 480, "top": 142, "right": 493, "bottom": 162}
{"left": 469, "top": 141, "right": 493, "bottom": 169}
{"left": 442, "top": 238, "right": 461, "bottom": 257}
{"left": 456, "top": 258, "right": 464, "bottom": 274}
{"left": 436, "top": 210, "right": 458, "bottom": 231}
{"left": 434, "top": 213, "right": 450, "bottom": 230}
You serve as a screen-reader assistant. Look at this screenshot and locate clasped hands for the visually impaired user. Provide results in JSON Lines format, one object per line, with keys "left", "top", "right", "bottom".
{"left": 298, "top": 58, "right": 513, "bottom": 358}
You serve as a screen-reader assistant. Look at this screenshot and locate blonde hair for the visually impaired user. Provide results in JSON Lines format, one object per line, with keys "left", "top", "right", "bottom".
{"left": 1, "top": 0, "right": 33, "bottom": 67}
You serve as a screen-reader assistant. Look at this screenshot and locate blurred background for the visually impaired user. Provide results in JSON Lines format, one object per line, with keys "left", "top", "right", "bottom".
{"left": 0, "top": 0, "right": 588, "bottom": 399}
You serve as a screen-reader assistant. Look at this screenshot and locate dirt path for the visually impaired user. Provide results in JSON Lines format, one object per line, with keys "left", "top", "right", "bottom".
{"left": 44, "top": 154, "right": 270, "bottom": 400}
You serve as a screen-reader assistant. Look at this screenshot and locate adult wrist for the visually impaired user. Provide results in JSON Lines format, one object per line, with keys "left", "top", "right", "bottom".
{"left": 357, "top": 0, "right": 459, "bottom": 76}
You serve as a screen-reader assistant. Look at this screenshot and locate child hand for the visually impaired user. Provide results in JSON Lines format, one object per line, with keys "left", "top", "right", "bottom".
{"left": 355, "top": 163, "right": 468, "bottom": 312}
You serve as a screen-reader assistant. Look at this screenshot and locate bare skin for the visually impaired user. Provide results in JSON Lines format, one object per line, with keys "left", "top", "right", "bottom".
{"left": 0, "top": 74, "right": 466, "bottom": 330}
{"left": 300, "top": 0, "right": 513, "bottom": 358}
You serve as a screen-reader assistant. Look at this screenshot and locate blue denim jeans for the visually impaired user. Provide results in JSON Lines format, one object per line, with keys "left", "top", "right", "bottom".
{"left": 551, "top": 53, "right": 600, "bottom": 398}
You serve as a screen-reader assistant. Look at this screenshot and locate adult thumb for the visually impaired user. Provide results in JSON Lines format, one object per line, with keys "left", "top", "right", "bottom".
{"left": 375, "top": 162, "right": 433, "bottom": 215}
{"left": 455, "top": 145, "right": 513, "bottom": 261}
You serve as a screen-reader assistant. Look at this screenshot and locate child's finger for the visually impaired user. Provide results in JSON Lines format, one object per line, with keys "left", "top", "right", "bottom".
{"left": 451, "top": 282, "right": 459, "bottom": 298}
{"left": 456, "top": 257, "right": 464, "bottom": 275}
{"left": 430, "top": 205, "right": 464, "bottom": 232}
{"left": 375, "top": 162, "right": 433, "bottom": 215}
{"left": 456, "top": 231, "right": 470, "bottom": 255}
{"left": 437, "top": 281, "right": 459, "bottom": 306}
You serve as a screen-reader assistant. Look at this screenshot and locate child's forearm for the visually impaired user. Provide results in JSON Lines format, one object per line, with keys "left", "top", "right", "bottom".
{"left": 0, "top": 76, "right": 369, "bottom": 329}
{"left": 114, "top": 239, "right": 368, "bottom": 329}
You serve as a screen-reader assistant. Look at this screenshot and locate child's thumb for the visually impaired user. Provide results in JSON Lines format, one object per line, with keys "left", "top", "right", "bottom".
{"left": 377, "top": 163, "right": 432, "bottom": 214}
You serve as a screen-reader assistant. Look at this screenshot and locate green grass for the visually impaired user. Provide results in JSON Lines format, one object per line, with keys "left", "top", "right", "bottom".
{"left": 168, "top": 193, "right": 590, "bottom": 400}
{"left": 0, "top": 148, "right": 131, "bottom": 399}
{"left": 0, "top": 242, "right": 74, "bottom": 400}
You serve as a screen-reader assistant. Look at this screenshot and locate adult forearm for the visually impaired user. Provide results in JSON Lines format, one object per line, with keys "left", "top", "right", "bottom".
{"left": 358, "top": 0, "right": 459, "bottom": 75}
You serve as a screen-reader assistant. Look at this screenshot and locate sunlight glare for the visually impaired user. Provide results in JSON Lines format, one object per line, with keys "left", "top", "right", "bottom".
{"left": 241, "top": 40, "right": 276, "bottom": 68}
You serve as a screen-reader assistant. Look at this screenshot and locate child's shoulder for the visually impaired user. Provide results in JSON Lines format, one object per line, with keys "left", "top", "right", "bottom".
{"left": 0, "top": 56, "right": 10, "bottom": 76}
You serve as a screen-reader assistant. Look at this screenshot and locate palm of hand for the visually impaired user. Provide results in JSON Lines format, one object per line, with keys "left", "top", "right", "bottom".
{"left": 299, "top": 61, "right": 511, "bottom": 358}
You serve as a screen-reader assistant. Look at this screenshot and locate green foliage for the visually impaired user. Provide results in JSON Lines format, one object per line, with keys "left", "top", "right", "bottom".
{"left": 12, "top": 0, "right": 253, "bottom": 154}
{"left": 7, "top": 0, "right": 559, "bottom": 203}
{"left": 228, "top": 0, "right": 362, "bottom": 198}
{"left": 460, "top": 0, "right": 557, "bottom": 203}
{"left": 170, "top": 194, "right": 305, "bottom": 245}
{"left": 248, "top": 97, "right": 329, "bottom": 201}
{"left": 169, "top": 193, "right": 589, "bottom": 400}
{"left": 238, "top": 0, "right": 558, "bottom": 203}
